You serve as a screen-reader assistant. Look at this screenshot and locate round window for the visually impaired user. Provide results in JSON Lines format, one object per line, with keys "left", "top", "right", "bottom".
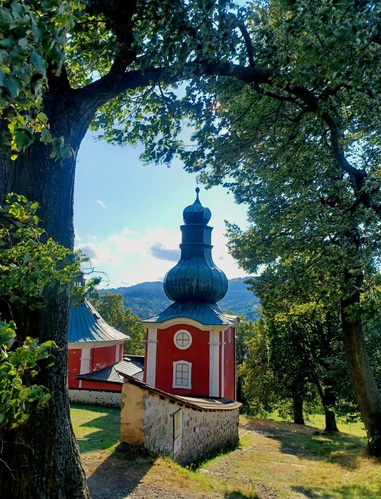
{"left": 174, "top": 329, "right": 192, "bottom": 350}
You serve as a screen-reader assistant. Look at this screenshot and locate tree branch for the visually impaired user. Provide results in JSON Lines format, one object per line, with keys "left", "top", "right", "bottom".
{"left": 238, "top": 23, "right": 255, "bottom": 68}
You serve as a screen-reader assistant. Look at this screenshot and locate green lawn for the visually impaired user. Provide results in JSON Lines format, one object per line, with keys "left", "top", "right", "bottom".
{"left": 267, "top": 411, "right": 367, "bottom": 438}
{"left": 71, "top": 403, "right": 121, "bottom": 454}
{"left": 71, "top": 404, "right": 381, "bottom": 498}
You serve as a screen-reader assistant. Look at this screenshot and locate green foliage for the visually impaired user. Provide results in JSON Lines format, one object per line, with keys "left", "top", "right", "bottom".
{"left": 0, "top": 193, "right": 90, "bottom": 432}
{"left": 0, "top": 193, "right": 86, "bottom": 308}
{"left": 238, "top": 259, "right": 359, "bottom": 422}
{"left": 0, "top": 0, "right": 244, "bottom": 161}
{"left": 0, "top": 320, "right": 55, "bottom": 432}
{"left": 0, "top": 0, "right": 85, "bottom": 158}
{"left": 91, "top": 293, "right": 145, "bottom": 355}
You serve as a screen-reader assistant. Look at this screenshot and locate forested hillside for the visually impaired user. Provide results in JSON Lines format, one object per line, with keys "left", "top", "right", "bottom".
{"left": 104, "top": 277, "right": 259, "bottom": 321}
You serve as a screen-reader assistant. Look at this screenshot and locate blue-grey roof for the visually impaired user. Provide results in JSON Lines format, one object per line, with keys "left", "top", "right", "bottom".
{"left": 143, "top": 301, "right": 236, "bottom": 326}
{"left": 114, "top": 356, "right": 144, "bottom": 381}
{"left": 77, "top": 356, "right": 144, "bottom": 384}
{"left": 68, "top": 299, "right": 128, "bottom": 344}
{"left": 163, "top": 189, "right": 228, "bottom": 305}
{"left": 76, "top": 363, "right": 124, "bottom": 384}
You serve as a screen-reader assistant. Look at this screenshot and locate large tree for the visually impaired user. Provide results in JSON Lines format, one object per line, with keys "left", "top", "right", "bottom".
{"left": 134, "top": 0, "right": 381, "bottom": 454}
{"left": 248, "top": 261, "right": 357, "bottom": 431}
{"left": 2, "top": 1, "right": 381, "bottom": 494}
{"left": 0, "top": 0, "right": 246, "bottom": 496}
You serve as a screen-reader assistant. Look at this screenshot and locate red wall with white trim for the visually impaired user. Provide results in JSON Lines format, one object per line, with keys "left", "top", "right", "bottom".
{"left": 155, "top": 323, "right": 210, "bottom": 396}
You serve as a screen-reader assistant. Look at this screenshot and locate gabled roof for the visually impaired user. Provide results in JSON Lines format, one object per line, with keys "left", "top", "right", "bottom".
{"left": 142, "top": 301, "right": 236, "bottom": 326}
{"left": 114, "top": 355, "right": 144, "bottom": 381}
{"left": 76, "top": 363, "right": 124, "bottom": 384}
{"left": 77, "top": 356, "right": 144, "bottom": 384}
{"left": 68, "top": 299, "right": 128, "bottom": 344}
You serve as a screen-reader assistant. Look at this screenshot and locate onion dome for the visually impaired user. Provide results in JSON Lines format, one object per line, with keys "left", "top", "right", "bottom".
{"left": 183, "top": 187, "right": 211, "bottom": 225}
{"left": 163, "top": 189, "right": 228, "bottom": 303}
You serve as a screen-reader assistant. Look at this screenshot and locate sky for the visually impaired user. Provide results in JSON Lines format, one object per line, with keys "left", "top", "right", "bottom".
{"left": 74, "top": 133, "right": 250, "bottom": 289}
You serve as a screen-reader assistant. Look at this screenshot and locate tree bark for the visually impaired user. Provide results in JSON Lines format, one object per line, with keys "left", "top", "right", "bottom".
{"left": 322, "top": 389, "right": 339, "bottom": 432}
{"left": 341, "top": 274, "right": 381, "bottom": 456}
{"left": 0, "top": 91, "right": 91, "bottom": 497}
{"left": 292, "top": 393, "right": 305, "bottom": 425}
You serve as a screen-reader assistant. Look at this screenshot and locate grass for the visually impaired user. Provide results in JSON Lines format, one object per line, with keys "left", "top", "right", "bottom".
{"left": 71, "top": 403, "right": 121, "bottom": 454}
{"left": 71, "top": 403, "right": 381, "bottom": 498}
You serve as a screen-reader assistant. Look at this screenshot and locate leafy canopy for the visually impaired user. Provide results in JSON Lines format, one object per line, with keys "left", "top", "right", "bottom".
{"left": 0, "top": 0, "right": 243, "bottom": 159}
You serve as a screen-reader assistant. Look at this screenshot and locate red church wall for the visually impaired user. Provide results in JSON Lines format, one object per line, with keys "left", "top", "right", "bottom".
{"left": 223, "top": 327, "right": 236, "bottom": 400}
{"left": 68, "top": 344, "right": 122, "bottom": 389}
{"left": 155, "top": 324, "right": 210, "bottom": 396}
{"left": 78, "top": 380, "right": 122, "bottom": 392}
{"left": 92, "top": 345, "right": 117, "bottom": 372}
{"left": 68, "top": 349, "right": 81, "bottom": 388}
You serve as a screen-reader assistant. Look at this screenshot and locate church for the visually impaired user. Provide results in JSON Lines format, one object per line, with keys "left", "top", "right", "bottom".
{"left": 117, "top": 188, "right": 241, "bottom": 464}
{"left": 142, "top": 187, "right": 236, "bottom": 399}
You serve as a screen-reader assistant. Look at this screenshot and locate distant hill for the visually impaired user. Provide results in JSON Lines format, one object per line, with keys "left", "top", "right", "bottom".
{"left": 103, "top": 277, "right": 260, "bottom": 321}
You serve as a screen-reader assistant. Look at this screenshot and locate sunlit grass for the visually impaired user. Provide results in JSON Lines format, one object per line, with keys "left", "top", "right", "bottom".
{"left": 71, "top": 405, "right": 381, "bottom": 498}
{"left": 71, "top": 403, "right": 120, "bottom": 454}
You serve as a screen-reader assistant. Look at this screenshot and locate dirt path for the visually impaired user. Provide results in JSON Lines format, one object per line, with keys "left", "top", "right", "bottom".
{"left": 82, "top": 419, "right": 317, "bottom": 499}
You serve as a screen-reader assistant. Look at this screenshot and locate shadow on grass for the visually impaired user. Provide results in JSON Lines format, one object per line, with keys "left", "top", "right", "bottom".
{"left": 224, "top": 492, "right": 258, "bottom": 499}
{"left": 72, "top": 403, "right": 155, "bottom": 498}
{"left": 293, "top": 483, "right": 381, "bottom": 498}
{"left": 241, "top": 417, "right": 367, "bottom": 470}
{"left": 73, "top": 404, "right": 121, "bottom": 453}
{"left": 185, "top": 441, "right": 241, "bottom": 471}
{"left": 85, "top": 445, "right": 155, "bottom": 499}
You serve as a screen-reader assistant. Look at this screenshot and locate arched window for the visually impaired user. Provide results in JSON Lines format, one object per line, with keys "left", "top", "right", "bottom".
{"left": 173, "top": 361, "right": 192, "bottom": 389}
{"left": 173, "top": 329, "right": 192, "bottom": 350}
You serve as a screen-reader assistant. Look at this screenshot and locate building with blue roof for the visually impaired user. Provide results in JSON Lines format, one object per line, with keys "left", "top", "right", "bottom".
{"left": 141, "top": 188, "right": 238, "bottom": 400}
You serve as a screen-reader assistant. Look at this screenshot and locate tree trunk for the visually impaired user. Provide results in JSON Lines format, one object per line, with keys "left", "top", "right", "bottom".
{"left": 0, "top": 130, "right": 89, "bottom": 496}
{"left": 292, "top": 393, "right": 305, "bottom": 425}
{"left": 322, "top": 388, "right": 339, "bottom": 432}
{"left": 341, "top": 276, "right": 381, "bottom": 456}
{"left": 324, "top": 407, "right": 339, "bottom": 433}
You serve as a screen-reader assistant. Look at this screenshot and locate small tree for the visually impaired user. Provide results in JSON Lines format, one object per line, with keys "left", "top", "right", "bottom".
{"left": 91, "top": 293, "right": 145, "bottom": 355}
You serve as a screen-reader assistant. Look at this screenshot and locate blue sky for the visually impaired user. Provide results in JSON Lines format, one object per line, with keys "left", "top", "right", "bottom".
{"left": 74, "top": 133, "right": 249, "bottom": 288}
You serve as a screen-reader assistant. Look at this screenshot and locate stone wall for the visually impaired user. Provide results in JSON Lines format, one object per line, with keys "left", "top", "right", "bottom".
{"left": 120, "top": 380, "right": 240, "bottom": 465}
{"left": 69, "top": 389, "right": 121, "bottom": 407}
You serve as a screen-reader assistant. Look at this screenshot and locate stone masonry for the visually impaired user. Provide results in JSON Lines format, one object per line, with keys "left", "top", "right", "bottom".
{"left": 120, "top": 378, "right": 240, "bottom": 465}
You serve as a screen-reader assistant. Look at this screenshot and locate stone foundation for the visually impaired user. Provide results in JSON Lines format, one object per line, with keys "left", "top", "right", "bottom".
{"left": 120, "top": 379, "right": 240, "bottom": 465}
{"left": 69, "top": 389, "right": 121, "bottom": 407}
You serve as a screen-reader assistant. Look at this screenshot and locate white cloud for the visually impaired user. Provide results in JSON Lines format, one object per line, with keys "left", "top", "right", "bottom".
{"left": 76, "top": 225, "right": 245, "bottom": 288}
{"left": 96, "top": 199, "right": 106, "bottom": 209}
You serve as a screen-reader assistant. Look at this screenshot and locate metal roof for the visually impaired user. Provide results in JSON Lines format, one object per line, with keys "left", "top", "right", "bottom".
{"left": 68, "top": 299, "right": 128, "bottom": 344}
{"left": 163, "top": 189, "right": 228, "bottom": 305}
{"left": 114, "top": 356, "right": 144, "bottom": 381}
{"left": 143, "top": 301, "right": 236, "bottom": 326}
{"left": 77, "top": 356, "right": 144, "bottom": 384}
{"left": 76, "top": 363, "right": 124, "bottom": 384}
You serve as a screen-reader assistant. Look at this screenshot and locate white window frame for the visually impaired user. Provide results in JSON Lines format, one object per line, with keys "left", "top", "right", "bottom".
{"left": 173, "top": 361, "right": 192, "bottom": 389}
{"left": 173, "top": 329, "right": 192, "bottom": 350}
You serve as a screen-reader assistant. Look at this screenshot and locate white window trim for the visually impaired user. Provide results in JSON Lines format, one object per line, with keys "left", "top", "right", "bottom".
{"left": 173, "top": 360, "right": 192, "bottom": 390}
{"left": 80, "top": 347, "right": 91, "bottom": 374}
{"left": 173, "top": 329, "right": 192, "bottom": 350}
{"left": 146, "top": 328, "right": 158, "bottom": 387}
